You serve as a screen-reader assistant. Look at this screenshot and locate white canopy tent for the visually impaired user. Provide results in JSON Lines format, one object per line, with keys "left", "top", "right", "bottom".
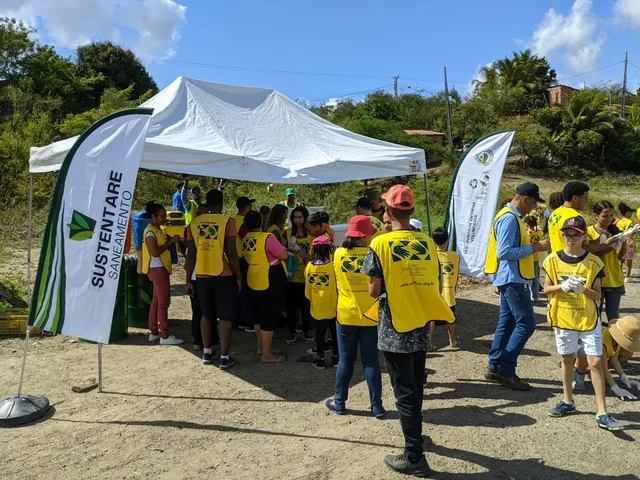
{"left": 29, "top": 76, "right": 426, "bottom": 182}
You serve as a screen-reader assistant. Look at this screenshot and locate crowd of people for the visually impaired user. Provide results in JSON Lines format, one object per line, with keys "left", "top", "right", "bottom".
{"left": 139, "top": 179, "right": 640, "bottom": 478}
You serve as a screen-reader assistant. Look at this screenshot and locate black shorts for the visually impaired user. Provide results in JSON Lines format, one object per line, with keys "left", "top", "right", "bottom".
{"left": 249, "top": 265, "right": 286, "bottom": 332}
{"left": 196, "top": 276, "right": 238, "bottom": 321}
{"left": 431, "top": 306, "right": 456, "bottom": 326}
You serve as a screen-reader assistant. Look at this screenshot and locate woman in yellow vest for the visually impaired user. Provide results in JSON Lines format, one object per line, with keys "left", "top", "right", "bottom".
{"left": 617, "top": 202, "right": 637, "bottom": 283}
{"left": 266, "top": 204, "right": 289, "bottom": 247}
{"left": 586, "top": 201, "right": 626, "bottom": 323}
{"left": 141, "top": 201, "right": 183, "bottom": 345}
{"left": 284, "top": 207, "right": 313, "bottom": 344}
{"left": 305, "top": 235, "right": 339, "bottom": 370}
{"left": 325, "top": 216, "right": 383, "bottom": 417}
{"left": 242, "top": 211, "right": 289, "bottom": 363}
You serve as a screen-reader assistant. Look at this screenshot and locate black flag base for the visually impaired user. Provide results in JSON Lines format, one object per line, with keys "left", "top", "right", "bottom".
{"left": 0, "top": 394, "right": 50, "bottom": 427}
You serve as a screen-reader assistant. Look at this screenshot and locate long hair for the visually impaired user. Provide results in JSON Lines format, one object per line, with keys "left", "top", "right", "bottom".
{"left": 268, "top": 204, "right": 288, "bottom": 229}
{"left": 290, "top": 206, "right": 309, "bottom": 237}
{"left": 312, "top": 244, "right": 332, "bottom": 263}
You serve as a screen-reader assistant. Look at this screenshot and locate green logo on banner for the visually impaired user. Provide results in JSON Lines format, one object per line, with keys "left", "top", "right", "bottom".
{"left": 67, "top": 210, "right": 96, "bottom": 241}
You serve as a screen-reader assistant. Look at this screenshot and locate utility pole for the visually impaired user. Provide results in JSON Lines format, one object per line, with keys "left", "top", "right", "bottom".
{"left": 622, "top": 51, "right": 628, "bottom": 119}
{"left": 393, "top": 75, "right": 399, "bottom": 98}
{"left": 443, "top": 66, "right": 453, "bottom": 151}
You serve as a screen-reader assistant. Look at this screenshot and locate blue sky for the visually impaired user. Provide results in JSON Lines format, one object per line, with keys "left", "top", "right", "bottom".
{"left": 4, "top": 0, "right": 640, "bottom": 104}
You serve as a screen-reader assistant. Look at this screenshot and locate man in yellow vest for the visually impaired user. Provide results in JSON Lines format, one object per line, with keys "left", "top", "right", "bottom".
{"left": 484, "top": 182, "right": 549, "bottom": 391}
{"left": 185, "top": 189, "right": 242, "bottom": 369}
{"left": 353, "top": 197, "right": 385, "bottom": 233}
{"left": 362, "top": 184, "right": 454, "bottom": 478}
{"left": 282, "top": 187, "right": 304, "bottom": 209}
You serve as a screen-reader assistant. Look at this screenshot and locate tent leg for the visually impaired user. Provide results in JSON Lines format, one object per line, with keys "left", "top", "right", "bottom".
{"left": 423, "top": 173, "right": 432, "bottom": 235}
{"left": 17, "top": 327, "right": 32, "bottom": 397}
{"left": 27, "top": 173, "right": 33, "bottom": 297}
{"left": 98, "top": 344, "right": 103, "bottom": 393}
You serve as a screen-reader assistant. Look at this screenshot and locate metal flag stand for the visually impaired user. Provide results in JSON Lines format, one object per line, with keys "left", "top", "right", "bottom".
{"left": 0, "top": 175, "right": 50, "bottom": 427}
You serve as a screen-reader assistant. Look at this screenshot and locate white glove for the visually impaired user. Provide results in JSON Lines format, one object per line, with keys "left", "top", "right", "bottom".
{"left": 569, "top": 276, "right": 586, "bottom": 293}
{"left": 611, "top": 384, "right": 637, "bottom": 400}
{"left": 560, "top": 279, "right": 573, "bottom": 293}
{"left": 628, "top": 224, "right": 640, "bottom": 236}
{"left": 620, "top": 374, "right": 640, "bottom": 390}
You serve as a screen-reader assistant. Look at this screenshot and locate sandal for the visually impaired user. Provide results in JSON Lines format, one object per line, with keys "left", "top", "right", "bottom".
{"left": 261, "top": 355, "right": 286, "bottom": 364}
{"left": 325, "top": 398, "right": 346, "bottom": 415}
{"left": 256, "top": 348, "right": 283, "bottom": 355}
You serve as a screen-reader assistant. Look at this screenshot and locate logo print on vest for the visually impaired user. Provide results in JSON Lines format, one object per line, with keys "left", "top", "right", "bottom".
{"left": 341, "top": 256, "right": 364, "bottom": 273}
{"left": 441, "top": 263, "right": 454, "bottom": 276}
{"left": 389, "top": 240, "right": 431, "bottom": 262}
{"left": 243, "top": 238, "right": 257, "bottom": 252}
{"left": 198, "top": 223, "right": 219, "bottom": 240}
{"left": 309, "top": 274, "right": 330, "bottom": 286}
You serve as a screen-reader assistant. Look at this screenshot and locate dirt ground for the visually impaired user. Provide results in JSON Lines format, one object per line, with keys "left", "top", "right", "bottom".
{"left": 1, "top": 247, "right": 640, "bottom": 480}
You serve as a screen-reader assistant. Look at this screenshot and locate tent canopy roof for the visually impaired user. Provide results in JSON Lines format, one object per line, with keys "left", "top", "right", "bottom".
{"left": 29, "top": 77, "right": 425, "bottom": 184}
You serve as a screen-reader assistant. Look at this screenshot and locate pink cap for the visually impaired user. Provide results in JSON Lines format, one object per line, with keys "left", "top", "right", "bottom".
{"left": 312, "top": 235, "right": 331, "bottom": 246}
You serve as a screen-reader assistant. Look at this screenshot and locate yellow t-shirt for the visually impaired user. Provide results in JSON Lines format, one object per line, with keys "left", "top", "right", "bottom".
{"left": 437, "top": 250, "right": 459, "bottom": 307}
{"left": 547, "top": 206, "right": 583, "bottom": 253}
{"left": 586, "top": 225, "right": 624, "bottom": 288}
{"left": 305, "top": 261, "right": 337, "bottom": 320}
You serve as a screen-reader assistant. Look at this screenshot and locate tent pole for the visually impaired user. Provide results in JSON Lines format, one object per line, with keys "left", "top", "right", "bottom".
{"left": 27, "top": 173, "right": 33, "bottom": 297}
{"left": 16, "top": 326, "right": 32, "bottom": 397}
{"left": 98, "top": 344, "right": 103, "bottom": 393}
{"left": 423, "top": 172, "right": 432, "bottom": 235}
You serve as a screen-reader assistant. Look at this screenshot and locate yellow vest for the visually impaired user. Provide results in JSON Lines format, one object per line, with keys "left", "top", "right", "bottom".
{"left": 547, "top": 206, "right": 582, "bottom": 253}
{"left": 530, "top": 204, "right": 548, "bottom": 226}
{"left": 587, "top": 225, "right": 624, "bottom": 288}
{"left": 305, "top": 261, "right": 338, "bottom": 320}
{"left": 542, "top": 252, "right": 604, "bottom": 331}
{"left": 242, "top": 231, "right": 271, "bottom": 291}
{"left": 602, "top": 326, "right": 621, "bottom": 358}
{"left": 371, "top": 207, "right": 385, "bottom": 222}
{"left": 189, "top": 213, "right": 229, "bottom": 277}
{"left": 267, "top": 224, "right": 284, "bottom": 243}
{"left": 334, "top": 247, "right": 377, "bottom": 327}
{"left": 369, "top": 230, "right": 454, "bottom": 332}
{"left": 616, "top": 218, "right": 633, "bottom": 233}
{"left": 141, "top": 224, "right": 172, "bottom": 274}
{"left": 437, "top": 250, "right": 459, "bottom": 307}
{"left": 527, "top": 228, "right": 544, "bottom": 263}
{"left": 184, "top": 199, "right": 199, "bottom": 226}
{"left": 234, "top": 214, "right": 245, "bottom": 258}
{"left": 285, "top": 228, "right": 313, "bottom": 283}
{"left": 369, "top": 216, "right": 384, "bottom": 235}
{"left": 485, "top": 207, "right": 535, "bottom": 279}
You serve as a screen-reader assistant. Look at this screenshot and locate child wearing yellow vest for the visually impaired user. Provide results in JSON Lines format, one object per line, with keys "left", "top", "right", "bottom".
{"left": 141, "top": 202, "right": 183, "bottom": 345}
{"left": 429, "top": 227, "right": 460, "bottom": 349}
{"left": 618, "top": 202, "right": 637, "bottom": 283}
{"left": 574, "top": 317, "right": 640, "bottom": 400}
{"left": 523, "top": 215, "right": 544, "bottom": 301}
{"left": 586, "top": 201, "right": 626, "bottom": 323}
{"left": 305, "top": 235, "right": 339, "bottom": 369}
{"left": 324, "top": 215, "right": 383, "bottom": 417}
{"left": 542, "top": 216, "right": 623, "bottom": 431}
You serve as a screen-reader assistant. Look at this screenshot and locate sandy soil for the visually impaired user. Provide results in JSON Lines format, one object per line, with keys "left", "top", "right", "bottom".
{"left": 1, "top": 249, "right": 640, "bottom": 480}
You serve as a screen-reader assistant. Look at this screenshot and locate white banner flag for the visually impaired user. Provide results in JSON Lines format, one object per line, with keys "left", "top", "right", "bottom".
{"left": 29, "top": 108, "right": 153, "bottom": 343}
{"left": 446, "top": 130, "right": 515, "bottom": 277}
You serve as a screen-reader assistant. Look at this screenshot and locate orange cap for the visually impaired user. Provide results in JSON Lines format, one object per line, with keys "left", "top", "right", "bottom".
{"left": 381, "top": 184, "right": 414, "bottom": 210}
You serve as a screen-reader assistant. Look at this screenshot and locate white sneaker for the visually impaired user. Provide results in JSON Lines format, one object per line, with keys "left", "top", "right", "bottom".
{"left": 159, "top": 335, "right": 184, "bottom": 346}
{"left": 149, "top": 334, "right": 161, "bottom": 342}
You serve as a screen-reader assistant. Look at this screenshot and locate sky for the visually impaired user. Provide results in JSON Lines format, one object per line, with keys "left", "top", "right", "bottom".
{"left": 3, "top": 0, "right": 640, "bottom": 106}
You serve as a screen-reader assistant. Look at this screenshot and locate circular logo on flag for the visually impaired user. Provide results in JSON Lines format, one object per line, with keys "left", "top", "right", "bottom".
{"left": 475, "top": 150, "right": 494, "bottom": 166}
{"left": 469, "top": 179, "right": 478, "bottom": 188}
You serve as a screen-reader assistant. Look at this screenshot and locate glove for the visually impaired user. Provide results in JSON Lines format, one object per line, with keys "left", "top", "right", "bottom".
{"left": 611, "top": 384, "right": 637, "bottom": 400}
{"left": 560, "top": 279, "right": 573, "bottom": 293}
{"left": 629, "top": 224, "right": 640, "bottom": 235}
{"left": 569, "top": 275, "right": 586, "bottom": 293}
{"left": 620, "top": 374, "right": 640, "bottom": 390}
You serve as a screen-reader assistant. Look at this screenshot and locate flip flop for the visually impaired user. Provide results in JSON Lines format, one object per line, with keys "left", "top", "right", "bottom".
{"left": 261, "top": 355, "right": 286, "bottom": 364}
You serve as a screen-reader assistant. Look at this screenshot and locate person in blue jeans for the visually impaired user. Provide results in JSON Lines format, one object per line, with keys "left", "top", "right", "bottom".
{"left": 484, "top": 183, "right": 549, "bottom": 391}
{"left": 325, "top": 216, "right": 383, "bottom": 417}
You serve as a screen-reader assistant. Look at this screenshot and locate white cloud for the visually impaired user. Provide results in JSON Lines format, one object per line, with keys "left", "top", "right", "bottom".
{"left": 324, "top": 97, "right": 339, "bottom": 108}
{"left": 0, "top": 0, "right": 187, "bottom": 59}
{"left": 465, "top": 63, "right": 493, "bottom": 96}
{"left": 614, "top": 0, "right": 640, "bottom": 26}
{"left": 530, "top": 0, "right": 604, "bottom": 72}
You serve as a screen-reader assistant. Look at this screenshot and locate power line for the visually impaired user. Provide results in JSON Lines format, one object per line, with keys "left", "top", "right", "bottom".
{"left": 306, "top": 84, "right": 392, "bottom": 103}
{"left": 556, "top": 61, "right": 625, "bottom": 82}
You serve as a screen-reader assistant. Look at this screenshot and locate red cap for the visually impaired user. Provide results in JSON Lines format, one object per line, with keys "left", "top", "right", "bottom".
{"left": 345, "top": 215, "right": 378, "bottom": 238}
{"left": 381, "top": 184, "right": 414, "bottom": 210}
{"left": 312, "top": 235, "right": 331, "bottom": 246}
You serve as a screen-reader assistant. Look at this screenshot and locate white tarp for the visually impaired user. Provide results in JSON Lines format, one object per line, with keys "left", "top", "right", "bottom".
{"left": 29, "top": 77, "right": 426, "bottom": 183}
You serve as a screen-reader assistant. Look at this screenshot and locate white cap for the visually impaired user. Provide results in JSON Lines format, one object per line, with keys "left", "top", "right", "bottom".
{"left": 409, "top": 218, "right": 423, "bottom": 231}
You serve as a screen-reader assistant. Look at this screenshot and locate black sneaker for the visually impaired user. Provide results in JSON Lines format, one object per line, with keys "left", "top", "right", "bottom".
{"left": 307, "top": 345, "right": 332, "bottom": 355}
{"left": 384, "top": 454, "right": 431, "bottom": 478}
{"left": 312, "top": 357, "right": 325, "bottom": 370}
{"left": 285, "top": 334, "right": 296, "bottom": 345}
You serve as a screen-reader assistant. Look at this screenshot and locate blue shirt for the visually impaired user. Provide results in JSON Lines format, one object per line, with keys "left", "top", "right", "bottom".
{"left": 492, "top": 203, "right": 534, "bottom": 287}
{"left": 172, "top": 191, "right": 185, "bottom": 212}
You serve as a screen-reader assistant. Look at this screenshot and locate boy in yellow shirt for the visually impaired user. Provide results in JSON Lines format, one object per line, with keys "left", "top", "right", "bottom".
{"left": 542, "top": 216, "right": 623, "bottom": 431}
{"left": 429, "top": 227, "right": 460, "bottom": 349}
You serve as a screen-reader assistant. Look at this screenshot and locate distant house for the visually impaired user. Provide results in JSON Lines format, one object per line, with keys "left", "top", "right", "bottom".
{"left": 404, "top": 129, "right": 446, "bottom": 145}
{"left": 547, "top": 85, "right": 577, "bottom": 108}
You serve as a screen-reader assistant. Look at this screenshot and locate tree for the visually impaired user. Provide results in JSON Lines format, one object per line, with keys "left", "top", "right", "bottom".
{"left": 76, "top": 42, "right": 158, "bottom": 104}
{"left": 0, "top": 17, "right": 34, "bottom": 81}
